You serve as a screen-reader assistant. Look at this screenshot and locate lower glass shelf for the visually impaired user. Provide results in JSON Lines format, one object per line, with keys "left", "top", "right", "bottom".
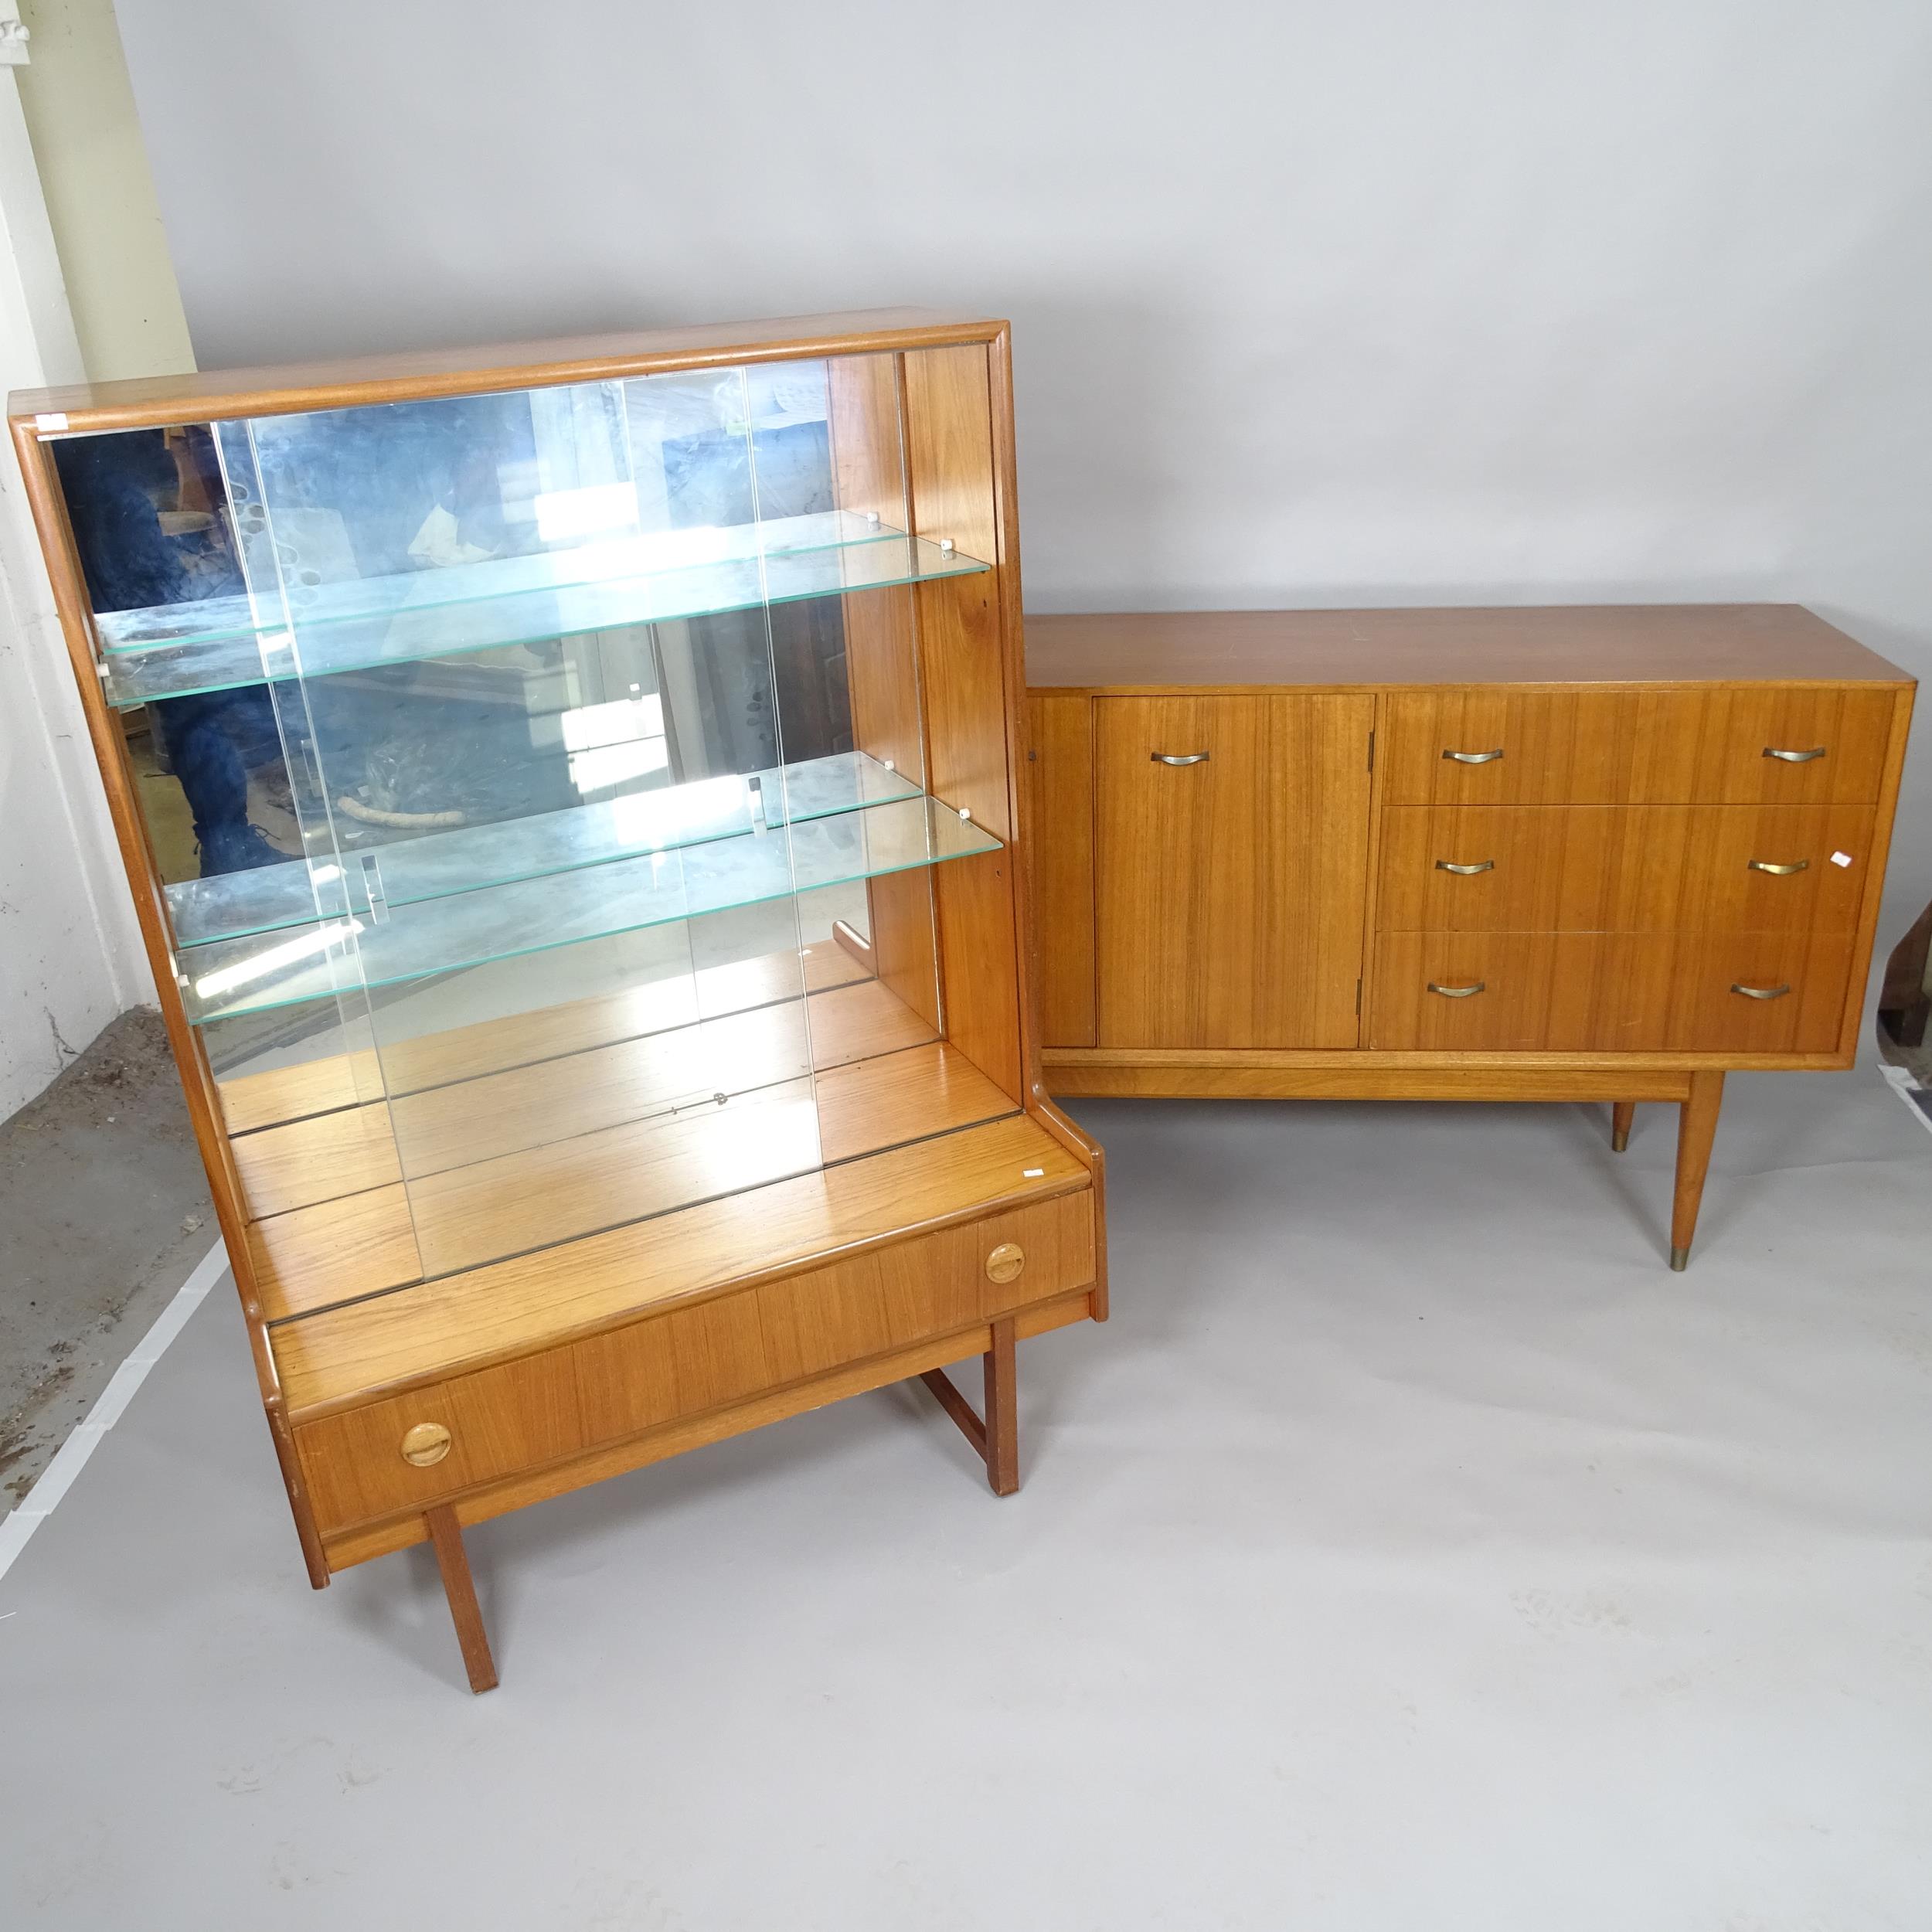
{"left": 166, "top": 750, "right": 919, "bottom": 950}
{"left": 176, "top": 792, "right": 997, "bottom": 1026}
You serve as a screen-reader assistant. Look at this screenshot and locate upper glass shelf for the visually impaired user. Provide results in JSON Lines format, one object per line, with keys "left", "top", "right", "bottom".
{"left": 166, "top": 749, "right": 920, "bottom": 951}
{"left": 176, "top": 791, "right": 998, "bottom": 1026}
{"left": 97, "top": 516, "right": 988, "bottom": 709}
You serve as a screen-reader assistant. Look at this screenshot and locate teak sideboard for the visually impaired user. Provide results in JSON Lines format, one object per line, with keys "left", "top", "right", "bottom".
{"left": 1026, "top": 605, "right": 1913, "bottom": 1267}
{"left": 12, "top": 308, "right": 1104, "bottom": 1692}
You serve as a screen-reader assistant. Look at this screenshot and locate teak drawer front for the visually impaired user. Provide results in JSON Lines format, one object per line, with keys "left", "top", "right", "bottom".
{"left": 1376, "top": 804, "right": 1876, "bottom": 934}
{"left": 296, "top": 1348, "right": 585, "bottom": 1532}
{"left": 574, "top": 1192, "right": 1094, "bottom": 1444}
{"left": 1369, "top": 930, "right": 1855, "bottom": 1053}
{"left": 1094, "top": 694, "right": 1372, "bottom": 1049}
{"left": 297, "top": 1191, "right": 1094, "bottom": 1532}
{"left": 1380, "top": 688, "right": 1895, "bottom": 805}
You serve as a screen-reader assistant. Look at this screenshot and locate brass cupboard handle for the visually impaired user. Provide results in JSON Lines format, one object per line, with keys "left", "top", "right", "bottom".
{"left": 400, "top": 1421, "right": 452, "bottom": 1467}
{"left": 1731, "top": 982, "right": 1792, "bottom": 1000}
{"left": 1442, "top": 748, "right": 1505, "bottom": 764}
{"left": 1747, "top": 858, "right": 1809, "bottom": 876}
{"left": 1151, "top": 751, "right": 1209, "bottom": 766}
{"left": 1763, "top": 746, "right": 1826, "bottom": 763}
{"left": 1435, "top": 859, "right": 1495, "bottom": 875}
{"left": 1427, "top": 981, "right": 1487, "bottom": 998}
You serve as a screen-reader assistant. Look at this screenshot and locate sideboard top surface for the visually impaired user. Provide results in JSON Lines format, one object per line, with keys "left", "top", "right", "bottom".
{"left": 1025, "top": 605, "right": 1913, "bottom": 691}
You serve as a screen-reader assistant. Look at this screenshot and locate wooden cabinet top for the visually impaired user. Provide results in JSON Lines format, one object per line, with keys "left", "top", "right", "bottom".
{"left": 1025, "top": 605, "right": 1913, "bottom": 692}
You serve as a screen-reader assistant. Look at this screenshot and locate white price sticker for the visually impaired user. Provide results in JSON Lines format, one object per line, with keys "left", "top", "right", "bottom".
{"left": 1830, "top": 851, "right": 1854, "bottom": 868}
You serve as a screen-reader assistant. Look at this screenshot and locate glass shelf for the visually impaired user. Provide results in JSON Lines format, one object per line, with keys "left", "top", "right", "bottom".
{"left": 166, "top": 750, "right": 920, "bottom": 951}
{"left": 98, "top": 519, "right": 986, "bottom": 709}
{"left": 176, "top": 792, "right": 998, "bottom": 1026}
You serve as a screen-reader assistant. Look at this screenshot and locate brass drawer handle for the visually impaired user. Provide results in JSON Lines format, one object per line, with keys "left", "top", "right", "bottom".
{"left": 1730, "top": 981, "right": 1792, "bottom": 1000}
{"left": 1763, "top": 746, "right": 1826, "bottom": 763}
{"left": 1427, "top": 981, "right": 1487, "bottom": 998}
{"left": 1435, "top": 859, "right": 1495, "bottom": 875}
{"left": 1442, "top": 748, "right": 1505, "bottom": 764}
{"left": 985, "top": 1242, "right": 1026, "bottom": 1284}
{"left": 1747, "top": 858, "right": 1809, "bottom": 876}
{"left": 400, "top": 1421, "right": 452, "bottom": 1467}
{"left": 1151, "top": 751, "right": 1209, "bottom": 766}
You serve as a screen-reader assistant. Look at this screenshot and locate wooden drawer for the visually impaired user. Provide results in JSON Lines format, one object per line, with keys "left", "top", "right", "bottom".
{"left": 1369, "top": 930, "right": 1855, "bottom": 1053}
{"left": 573, "top": 1191, "right": 1094, "bottom": 1444}
{"left": 1379, "top": 687, "right": 1896, "bottom": 805}
{"left": 295, "top": 1348, "right": 585, "bottom": 1532}
{"left": 1376, "top": 804, "right": 1876, "bottom": 934}
{"left": 295, "top": 1189, "right": 1096, "bottom": 1532}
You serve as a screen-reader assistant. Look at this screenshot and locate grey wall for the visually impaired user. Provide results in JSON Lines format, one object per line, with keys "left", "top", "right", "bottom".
{"left": 115, "top": 0, "right": 1932, "bottom": 930}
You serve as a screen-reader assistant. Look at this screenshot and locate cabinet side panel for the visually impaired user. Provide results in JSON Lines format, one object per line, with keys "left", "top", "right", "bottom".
{"left": 904, "top": 343, "right": 1022, "bottom": 1099}
{"left": 827, "top": 352, "right": 940, "bottom": 1029}
{"left": 1026, "top": 694, "right": 1097, "bottom": 1046}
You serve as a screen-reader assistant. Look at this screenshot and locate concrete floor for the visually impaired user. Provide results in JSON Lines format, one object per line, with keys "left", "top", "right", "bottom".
{"left": 0, "top": 1010, "right": 213, "bottom": 1514}
{"left": 2, "top": 1062, "right": 1930, "bottom": 1927}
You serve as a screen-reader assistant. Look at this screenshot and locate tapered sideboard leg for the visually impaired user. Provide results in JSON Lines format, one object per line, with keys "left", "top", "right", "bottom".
{"left": 1611, "top": 1100, "right": 1636, "bottom": 1152}
{"left": 426, "top": 1505, "right": 498, "bottom": 1694}
{"left": 983, "top": 1318, "right": 1019, "bottom": 1496}
{"left": 1669, "top": 1072, "right": 1726, "bottom": 1271}
{"left": 918, "top": 1316, "right": 1021, "bottom": 1495}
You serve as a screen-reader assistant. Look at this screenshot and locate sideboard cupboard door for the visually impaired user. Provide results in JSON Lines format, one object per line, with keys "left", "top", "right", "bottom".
{"left": 1094, "top": 695, "right": 1373, "bottom": 1049}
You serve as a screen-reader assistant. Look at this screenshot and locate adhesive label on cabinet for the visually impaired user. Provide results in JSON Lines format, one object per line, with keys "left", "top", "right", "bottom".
{"left": 1830, "top": 851, "right": 1854, "bottom": 867}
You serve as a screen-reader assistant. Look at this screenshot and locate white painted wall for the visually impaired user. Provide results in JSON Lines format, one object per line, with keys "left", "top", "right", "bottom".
{"left": 111, "top": 0, "right": 1932, "bottom": 944}
{"left": 0, "top": 59, "right": 146, "bottom": 1118}
{"left": 15, "top": 0, "right": 193, "bottom": 381}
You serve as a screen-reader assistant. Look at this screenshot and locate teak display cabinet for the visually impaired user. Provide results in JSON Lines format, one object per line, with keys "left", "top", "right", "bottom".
{"left": 12, "top": 309, "right": 1104, "bottom": 1692}
{"left": 1026, "top": 606, "right": 1913, "bottom": 1267}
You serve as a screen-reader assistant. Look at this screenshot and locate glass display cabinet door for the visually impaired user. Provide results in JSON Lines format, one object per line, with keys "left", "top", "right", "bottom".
{"left": 111, "top": 354, "right": 1002, "bottom": 1287}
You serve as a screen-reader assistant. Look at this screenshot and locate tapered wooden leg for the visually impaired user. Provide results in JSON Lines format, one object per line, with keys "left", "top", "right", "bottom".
{"left": 1611, "top": 1100, "right": 1635, "bottom": 1153}
{"left": 426, "top": 1505, "right": 498, "bottom": 1694}
{"left": 917, "top": 1318, "right": 1020, "bottom": 1495}
{"left": 1669, "top": 1071, "right": 1725, "bottom": 1271}
{"left": 983, "top": 1318, "right": 1019, "bottom": 1496}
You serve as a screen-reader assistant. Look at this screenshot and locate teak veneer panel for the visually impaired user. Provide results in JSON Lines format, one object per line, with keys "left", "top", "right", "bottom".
{"left": 322, "top": 1287, "right": 1097, "bottom": 1570}
{"left": 250, "top": 1039, "right": 1016, "bottom": 1319}
{"left": 12, "top": 306, "right": 1008, "bottom": 431}
{"left": 1376, "top": 804, "right": 1877, "bottom": 935}
{"left": 1379, "top": 687, "right": 1896, "bottom": 806}
{"left": 1369, "top": 930, "right": 1855, "bottom": 1053}
{"left": 272, "top": 1110, "right": 1088, "bottom": 1419}
{"left": 1026, "top": 694, "right": 1098, "bottom": 1047}
{"left": 232, "top": 975, "right": 937, "bottom": 1221}
{"left": 1094, "top": 695, "right": 1372, "bottom": 1049}
{"left": 215, "top": 940, "right": 866, "bottom": 1135}
{"left": 299, "top": 1190, "right": 1092, "bottom": 1534}
{"left": 1026, "top": 606, "right": 1914, "bottom": 691}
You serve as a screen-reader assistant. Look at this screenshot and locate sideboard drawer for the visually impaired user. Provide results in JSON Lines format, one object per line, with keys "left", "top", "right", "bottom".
{"left": 1376, "top": 804, "right": 1876, "bottom": 934}
{"left": 1369, "top": 930, "right": 1855, "bottom": 1053}
{"left": 1380, "top": 688, "right": 1896, "bottom": 805}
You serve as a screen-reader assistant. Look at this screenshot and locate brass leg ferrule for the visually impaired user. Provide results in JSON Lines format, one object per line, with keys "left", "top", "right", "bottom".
{"left": 1668, "top": 1245, "right": 1690, "bottom": 1272}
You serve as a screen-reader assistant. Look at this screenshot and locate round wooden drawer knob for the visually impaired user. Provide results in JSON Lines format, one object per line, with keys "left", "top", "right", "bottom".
{"left": 985, "top": 1242, "right": 1026, "bottom": 1285}
{"left": 400, "top": 1421, "right": 452, "bottom": 1467}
